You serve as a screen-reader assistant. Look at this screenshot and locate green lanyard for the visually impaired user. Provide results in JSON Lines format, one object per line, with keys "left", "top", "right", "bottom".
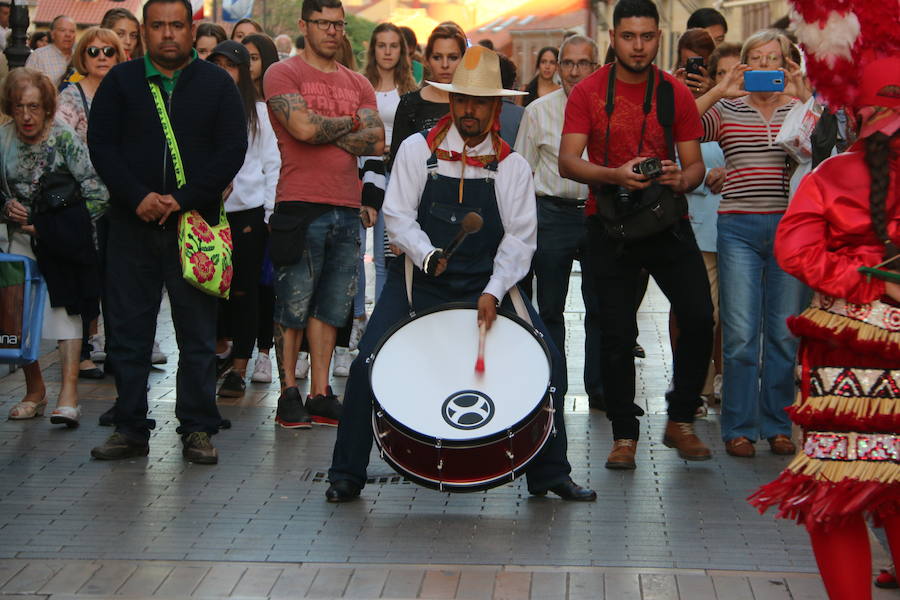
{"left": 148, "top": 81, "right": 186, "bottom": 189}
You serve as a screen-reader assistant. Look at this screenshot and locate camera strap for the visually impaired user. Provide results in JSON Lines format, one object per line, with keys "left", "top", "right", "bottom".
{"left": 602, "top": 62, "right": 656, "bottom": 167}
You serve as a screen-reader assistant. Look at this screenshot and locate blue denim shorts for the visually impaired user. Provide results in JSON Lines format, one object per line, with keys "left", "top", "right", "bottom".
{"left": 273, "top": 207, "right": 359, "bottom": 329}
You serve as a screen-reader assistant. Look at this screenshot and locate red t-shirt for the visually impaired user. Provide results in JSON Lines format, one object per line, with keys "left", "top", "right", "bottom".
{"left": 562, "top": 63, "right": 703, "bottom": 214}
{"left": 263, "top": 55, "right": 377, "bottom": 207}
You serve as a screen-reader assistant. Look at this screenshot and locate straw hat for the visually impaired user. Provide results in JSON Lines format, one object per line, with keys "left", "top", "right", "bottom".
{"left": 427, "top": 45, "right": 527, "bottom": 97}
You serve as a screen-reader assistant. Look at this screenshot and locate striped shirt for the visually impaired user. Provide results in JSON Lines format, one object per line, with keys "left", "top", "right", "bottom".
{"left": 701, "top": 97, "right": 797, "bottom": 213}
{"left": 515, "top": 88, "right": 588, "bottom": 201}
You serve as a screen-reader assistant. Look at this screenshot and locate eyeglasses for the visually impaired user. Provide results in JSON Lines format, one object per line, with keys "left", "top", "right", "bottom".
{"left": 12, "top": 102, "right": 42, "bottom": 116}
{"left": 305, "top": 19, "right": 347, "bottom": 32}
{"left": 746, "top": 53, "right": 782, "bottom": 65}
{"left": 559, "top": 60, "right": 596, "bottom": 71}
{"left": 86, "top": 46, "right": 117, "bottom": 58}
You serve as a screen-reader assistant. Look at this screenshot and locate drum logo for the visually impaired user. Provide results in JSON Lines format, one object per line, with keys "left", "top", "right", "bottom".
{"left": 442, "top": 390, "right": 495, "bottom": 430}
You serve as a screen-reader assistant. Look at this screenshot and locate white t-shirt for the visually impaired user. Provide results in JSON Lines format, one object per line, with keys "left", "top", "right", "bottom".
{"left": 376, "top": 88, "right": 401, "bottom": 149}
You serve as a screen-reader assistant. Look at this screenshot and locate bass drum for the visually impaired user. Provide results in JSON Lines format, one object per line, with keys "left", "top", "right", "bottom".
{"left": 369, "top": 303, "right": 555, "bottom": 492}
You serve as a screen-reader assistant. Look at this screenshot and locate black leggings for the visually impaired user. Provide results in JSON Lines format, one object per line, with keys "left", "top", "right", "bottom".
{"left": 218, "top": 206, "right": 266, "bottom": 360}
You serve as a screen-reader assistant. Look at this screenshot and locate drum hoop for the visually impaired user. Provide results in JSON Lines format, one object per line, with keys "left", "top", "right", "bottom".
{"left": 373, "top": 391, "right": 552, "bottom": 448}
{"left": 372, "top": 406, "right": 555, "bottom": 492}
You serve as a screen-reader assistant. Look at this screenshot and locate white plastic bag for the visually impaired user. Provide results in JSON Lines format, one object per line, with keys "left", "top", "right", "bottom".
{"left": 776, "top": 97, "right": 823, "bottom": 163}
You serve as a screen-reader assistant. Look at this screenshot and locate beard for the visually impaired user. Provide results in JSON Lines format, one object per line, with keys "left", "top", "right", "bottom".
{"left": 615, "top": 53, "right": 652, "bottom": 75}
{"left": 151, "top": 47, "right": 192, "bottom": 70}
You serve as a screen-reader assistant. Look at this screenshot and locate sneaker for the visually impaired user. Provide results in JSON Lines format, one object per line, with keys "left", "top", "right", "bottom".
{"left": 91, "top": 432, "right": 150, "bottom": 460}
{"left": 151, "top": 341, "right": 168, "bottom": 365}
{"left": 275, "top": 386, "right": 311, "bottom": 429}
{"left": 217, "top": 371, "right": 246, "bottom": 398}
{"left": 307, "top": 386, "right": 342, "bottom": 426}
{"left": 181, "top": 432, "right": 218, "bottom": 464}
{"left": 333, "top": 347, "right": 352, "bottom": 377}
{"left": 295, "top": 351, "right": 310, "bottom": 379}
{"left": 250, "top": 353, "right": 272, "bottom": 383}
{"left": 349, "top": 316, "right": 367, "bottom": 351}
{"left": 90, "top": 334, "right": 106, "bottom": 362}
{"left": 215, "top": 342, "right": 233, "bottom": 377}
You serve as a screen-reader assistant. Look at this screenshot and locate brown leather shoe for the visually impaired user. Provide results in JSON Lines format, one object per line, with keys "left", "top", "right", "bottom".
{"left": 663, "top": 421, "right": 712, "bottom": 461}
{"left": 768, "top": 434, "right": 796, "bottom": 455}
{"left": 605, "top": 439, "right": 637, "bottom": 470}
{"left": 725, "top": 436, "right": 755, "bottom": 457}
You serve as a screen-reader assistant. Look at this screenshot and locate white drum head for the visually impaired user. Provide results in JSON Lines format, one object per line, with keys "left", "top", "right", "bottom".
{"left": 370, "top": 307, "right": 551, "bottom": 441}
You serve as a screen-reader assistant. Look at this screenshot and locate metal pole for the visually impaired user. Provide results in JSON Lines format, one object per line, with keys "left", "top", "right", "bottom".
{"left": 4, "top": 0, "right": 30, "bottom": 69}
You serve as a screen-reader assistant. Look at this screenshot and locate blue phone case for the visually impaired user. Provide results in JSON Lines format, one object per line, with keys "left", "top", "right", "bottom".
{"left": 744, "top": 70, "right": 785, "bottom": 92}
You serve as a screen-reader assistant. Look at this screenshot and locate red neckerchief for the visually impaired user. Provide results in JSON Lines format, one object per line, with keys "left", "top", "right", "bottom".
{"left": 424, "top": 113, "right": 513, "bottom": 167}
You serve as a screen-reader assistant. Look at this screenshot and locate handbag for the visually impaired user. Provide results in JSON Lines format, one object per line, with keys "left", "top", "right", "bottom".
{"left": 592, "top": 64, "right": 686, "bottom": 242}
{"left": 35, "top": 144, "right": 81, "bottom": 215}
{"left": 149, "top": 81, "right": 233, "bottom": 299}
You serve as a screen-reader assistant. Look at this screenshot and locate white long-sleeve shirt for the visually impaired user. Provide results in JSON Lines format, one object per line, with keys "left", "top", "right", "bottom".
{"left": 384, "top": 124, "right": 536, "bottom": 301}
{"left": 227, "top": 102, "right": 280, "bottom": 222}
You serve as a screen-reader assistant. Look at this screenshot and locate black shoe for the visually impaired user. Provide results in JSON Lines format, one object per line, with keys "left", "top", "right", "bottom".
{"left": 325, "top": 479, "right": 361, "bottom": 503}
{"left": 632, "top": 344, "right": 646, "bottom": 359}
{"left": 182, "top": 432, "right": 218, "bottom": 464}
{"left": 91, "top": 432, "right": 149, "bottom": 460}
{"left": 588, "top": 393, "right": 606, "bottom": 411}
{"left": 530, "top": 478, "right": 597, "bottom": 502}
{"left": 217, "top": 371, "right": 245, "bottom": 398}
{"left": 78, "top": 367, "right": 105, "bottom": 379}
{"left": 98, "top": 403, "right": 116, "bottom": 427}
{"left": 275, "top": 386, "right": 311, "bottom": 429}
{"left": 307, "top": 386, "right": 342, "bottom": 426}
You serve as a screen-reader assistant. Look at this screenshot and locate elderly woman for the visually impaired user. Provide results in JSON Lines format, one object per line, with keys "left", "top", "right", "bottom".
{"left": 1, "top": 68, "right": 109, "bottom": 427}
{"left": 695, "top": 29, "right": 812, "bottom": 457}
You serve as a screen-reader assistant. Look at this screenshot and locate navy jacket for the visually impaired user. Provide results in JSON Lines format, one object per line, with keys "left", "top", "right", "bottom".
{"left": 88, "top": 57, "right": 248, "bottom": 226}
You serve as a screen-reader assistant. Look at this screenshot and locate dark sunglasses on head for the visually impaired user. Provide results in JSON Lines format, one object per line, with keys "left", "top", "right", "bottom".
{"left": 86, "top": 46, "right": 116, "bottom": 58}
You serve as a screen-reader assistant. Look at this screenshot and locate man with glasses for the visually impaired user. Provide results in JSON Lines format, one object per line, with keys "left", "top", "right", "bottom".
{"left": 514, "top": 36, "right": 607, "bottom": 411}
{"left": 264, "top": 0, "right": 384, "bottom": 429}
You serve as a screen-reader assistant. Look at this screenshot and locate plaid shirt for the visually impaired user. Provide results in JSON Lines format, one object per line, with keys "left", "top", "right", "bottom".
{"left": 25, "top": 44, "right": 70, "bottom": 88}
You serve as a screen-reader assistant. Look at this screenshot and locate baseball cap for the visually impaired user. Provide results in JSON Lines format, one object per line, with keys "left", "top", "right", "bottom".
{"left": 207, "top": 40, "right": 250, "bottom": 66}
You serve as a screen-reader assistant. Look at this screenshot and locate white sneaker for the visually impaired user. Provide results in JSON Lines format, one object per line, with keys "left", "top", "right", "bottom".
{"left": 295, "top": 351, "right": 310, "bottom": 379}
{"left": 151, "top": 341, "right": 167, "bottom": 365}
{"left": 349, "top": 316, "right": 367, "bottom": 351}
{"left": 333, "top": 347, "right": 352, "bottom": 377}
{"left": 89, "top": 334, "right": 106, "bottom": 362}
{"left": 251, "top": 353, "right": 272, "bottom": 383}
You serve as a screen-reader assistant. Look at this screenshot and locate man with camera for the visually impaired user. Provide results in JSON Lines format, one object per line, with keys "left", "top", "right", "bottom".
{"left": 559, "top": 0, "right": 714, "bottom": 469}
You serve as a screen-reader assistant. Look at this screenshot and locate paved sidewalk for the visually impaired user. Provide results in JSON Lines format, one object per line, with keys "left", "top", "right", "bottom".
{"left": 0, "top": 272, "right": 895, "bottom": 599}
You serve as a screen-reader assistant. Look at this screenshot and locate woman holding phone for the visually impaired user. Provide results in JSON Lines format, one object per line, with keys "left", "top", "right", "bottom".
{"left": 694, "top": 29, "right": 812, "bottom": 458}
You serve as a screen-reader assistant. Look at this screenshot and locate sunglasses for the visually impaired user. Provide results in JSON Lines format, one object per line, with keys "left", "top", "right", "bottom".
{"left": 86, "top": 46, "right": 117, "bottom": 58}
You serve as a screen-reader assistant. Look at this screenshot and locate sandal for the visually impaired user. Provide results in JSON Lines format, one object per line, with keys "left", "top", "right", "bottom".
{"left": 8, "top": 397, "right": 48, "bottom": 420}
{"left": 49, "top": 405, "right": 81, "bottom": 428}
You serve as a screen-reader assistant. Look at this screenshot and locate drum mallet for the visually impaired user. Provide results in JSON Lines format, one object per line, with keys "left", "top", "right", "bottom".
{"left": 443, "top": 212, "right": 484, "bottom": 261}
{"left": 475, "top": 321, "right": 487, "bottom": 373}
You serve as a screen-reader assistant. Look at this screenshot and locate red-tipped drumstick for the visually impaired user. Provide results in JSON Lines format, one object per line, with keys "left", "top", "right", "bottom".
{"left": 475, "top": 321, "right": 486, "bottom": 373}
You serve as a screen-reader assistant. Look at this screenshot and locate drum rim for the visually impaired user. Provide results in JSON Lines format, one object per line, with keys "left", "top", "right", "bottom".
{"left": 367, "top": 301, "right": 552, "bottom": 441}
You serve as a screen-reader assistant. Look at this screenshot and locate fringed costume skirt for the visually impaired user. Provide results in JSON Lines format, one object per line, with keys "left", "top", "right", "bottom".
{"left": 748, "top": 293, "right": 900, "bottom": 530}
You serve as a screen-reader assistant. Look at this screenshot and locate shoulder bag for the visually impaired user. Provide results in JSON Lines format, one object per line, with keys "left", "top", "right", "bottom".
{"left": 592, "top": 64, "right": 687, "bottom": 242}
{"left": 149, "top": 81, "right": 233, "bottom": 299}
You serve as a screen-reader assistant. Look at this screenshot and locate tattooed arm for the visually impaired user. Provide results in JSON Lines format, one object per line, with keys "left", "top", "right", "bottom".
{"left": 267, "top": 92, "right": 355, "bottom": 144}
{"left": 334, "top": 108, "right": 385, "bottom": 157}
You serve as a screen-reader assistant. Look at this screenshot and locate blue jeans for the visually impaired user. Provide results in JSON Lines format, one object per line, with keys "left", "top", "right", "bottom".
{"left": 273, "top": 207, "right": 359, "bottom": 330}
{"left": 717, "top": 213, "right": 810, "bottom": 442}
{"left": 352, "top": 211, "right": 387, "bottom": 317}
{"left": 531, "top": 198, "right": 603, "bottom": 397}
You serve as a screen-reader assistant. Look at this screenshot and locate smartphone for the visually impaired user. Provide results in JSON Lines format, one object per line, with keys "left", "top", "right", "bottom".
{"left": 685, "top": 56, "right": 705, "bottom": 76}
{"left": 744, "top": 70, "right": 784, "bottom": 92}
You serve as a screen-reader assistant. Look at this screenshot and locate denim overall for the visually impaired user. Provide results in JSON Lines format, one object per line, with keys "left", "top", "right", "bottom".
{"left": 328, "top": 141, "right": 571, "bottom": 492}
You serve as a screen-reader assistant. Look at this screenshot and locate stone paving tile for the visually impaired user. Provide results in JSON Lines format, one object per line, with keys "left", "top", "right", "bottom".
{"left": 0, "top": 276, "right": 888, "bottom": 587}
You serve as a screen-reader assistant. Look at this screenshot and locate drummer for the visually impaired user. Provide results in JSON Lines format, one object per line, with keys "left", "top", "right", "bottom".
{"left": 326, "top": 46, "right": 596, "bottom": 503}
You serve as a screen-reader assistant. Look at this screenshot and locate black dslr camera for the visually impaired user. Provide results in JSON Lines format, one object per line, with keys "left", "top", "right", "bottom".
{"left": 632, "top": 157, "right": 664, "bottom": 179}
